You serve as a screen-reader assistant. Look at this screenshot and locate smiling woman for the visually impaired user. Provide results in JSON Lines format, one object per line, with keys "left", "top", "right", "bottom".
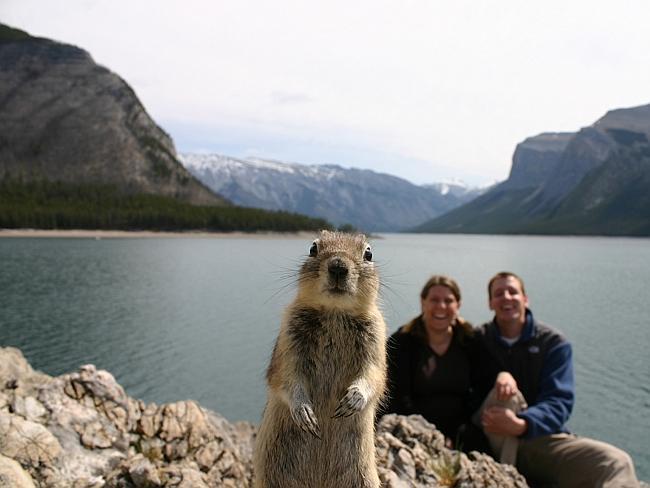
{"left": 380, "top": 275, "right": 487, "bottom": 451}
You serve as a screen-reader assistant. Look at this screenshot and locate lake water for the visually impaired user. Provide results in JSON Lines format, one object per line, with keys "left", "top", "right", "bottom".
{"left": 1, "top": 233, "right": 649, "bottom": 479}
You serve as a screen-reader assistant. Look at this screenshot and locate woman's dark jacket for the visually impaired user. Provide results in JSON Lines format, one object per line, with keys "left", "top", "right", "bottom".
{"left": 383, "top": 317, "right": 475, "bottom": 442}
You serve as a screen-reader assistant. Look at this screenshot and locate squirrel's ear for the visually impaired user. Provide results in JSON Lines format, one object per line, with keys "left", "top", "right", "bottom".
{"left": 309, "top": 240, "right": 319, "bottom": 257}
{"left": 363, "top": 245, "right": 372, "bottom": 262}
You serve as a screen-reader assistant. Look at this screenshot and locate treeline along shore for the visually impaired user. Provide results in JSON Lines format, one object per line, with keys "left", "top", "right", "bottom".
{"left": 0, "top": 178, "right": 331, "bottom": 233}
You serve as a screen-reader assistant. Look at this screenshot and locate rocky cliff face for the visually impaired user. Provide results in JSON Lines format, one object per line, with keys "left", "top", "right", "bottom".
{"left": 180, "top": 153, "right": 483, "bottom": 232}
{"left": 0, "top": 346, "right": 531, "bottom": 487}
{"left": 534, "top": 104, "right": 650, "bottom": 212}
{"left": 504, "top": 132, "right": 573, "bottom": 190}
{"left": 595, "top": 104, "right": 650, "bottom": 138}
{"left": 535, "top": 127, "right": 617, "bottom": 210}
{"left": 0, "top": 24, "right": 226, "bottom": 206}
{"left": 416, "top": 103, "right": 650, "bottom": 236}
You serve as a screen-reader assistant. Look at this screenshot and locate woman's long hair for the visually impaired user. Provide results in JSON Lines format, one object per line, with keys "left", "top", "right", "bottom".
{"left": 401, "top": 275, "right": 473, "bottom": 341}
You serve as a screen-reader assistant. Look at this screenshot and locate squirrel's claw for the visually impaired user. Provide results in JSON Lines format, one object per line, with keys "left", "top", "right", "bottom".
{"left": 292, "top": 403, "right": 322, "bottom": 439}
{"left": 333, "top": 386, "right": 366, "bottom": 418}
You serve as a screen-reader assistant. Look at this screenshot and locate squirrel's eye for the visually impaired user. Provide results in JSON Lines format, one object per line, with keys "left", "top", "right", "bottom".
{"left": 363, "top": 246, "right": 372, "bottom": 262}
{"left": 309, "top": 241, "right": 318, "bottom": 257}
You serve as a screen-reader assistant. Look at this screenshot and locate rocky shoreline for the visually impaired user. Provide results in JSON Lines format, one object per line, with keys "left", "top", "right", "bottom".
{"left": 0, "top": 347, "right": 644, "bottom": 487}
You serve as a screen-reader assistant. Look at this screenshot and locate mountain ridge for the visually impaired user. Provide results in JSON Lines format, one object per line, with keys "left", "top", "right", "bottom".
{"left": 0, "top": 23, "right": 226, "bottom": 207}
{"left": 415, "top": 103, "right": 650, "bottom": 236}
{"left": 0, "top": 23, "right": 336, "bottom": 232}
{"left": 180, "top": 153, "right": 485, "bottom": 232}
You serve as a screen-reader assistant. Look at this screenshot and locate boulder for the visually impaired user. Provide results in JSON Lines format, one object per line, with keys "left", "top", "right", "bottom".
{"left": 0, "top": 454, "right": 36, "bottom": 488}
{"left": 376, "top": 414, "right": 528, "bottom": 487}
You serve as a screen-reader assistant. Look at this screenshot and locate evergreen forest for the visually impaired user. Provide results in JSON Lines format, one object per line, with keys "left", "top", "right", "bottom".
{"left": 0, "top": 178, "right": 332, "bottom": 233}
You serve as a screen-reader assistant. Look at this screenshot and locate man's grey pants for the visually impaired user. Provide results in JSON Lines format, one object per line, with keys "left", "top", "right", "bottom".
{"left": 476, "top": 388, "right": 639, "bottom": 488}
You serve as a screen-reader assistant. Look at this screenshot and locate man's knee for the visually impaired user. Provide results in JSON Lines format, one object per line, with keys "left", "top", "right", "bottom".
{"left": 563, "top": 437, "right": 638, "bottom": 487}
{"left": 584, "top": 438, "right": 634, "bottom": 471}
{"left": 518, "top": 435, "right": 639, "bottom": 488}
{"left": 606, "top": 446, "right": 636, "bottom": 478}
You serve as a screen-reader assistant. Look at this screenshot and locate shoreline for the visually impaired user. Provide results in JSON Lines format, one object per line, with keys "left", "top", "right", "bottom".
{"left": 0, "top": 229, "right": 318, "bottom": 239}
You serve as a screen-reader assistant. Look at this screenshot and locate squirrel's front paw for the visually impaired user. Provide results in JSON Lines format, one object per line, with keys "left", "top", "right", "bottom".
{"left": 333, "top": 386, "right": 367, "bottom": 418}
{"left": 290, "top": 402, "right": 321, "bottom": 439}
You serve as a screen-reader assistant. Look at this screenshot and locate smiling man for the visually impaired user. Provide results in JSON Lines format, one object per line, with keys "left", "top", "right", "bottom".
{"left": 473, "top": 271, "right": 639, "bottom": 488}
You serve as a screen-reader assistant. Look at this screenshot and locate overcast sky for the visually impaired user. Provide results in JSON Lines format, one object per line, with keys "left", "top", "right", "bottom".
{"left": 3, "top": 1, "right": 650, "bottom": 186}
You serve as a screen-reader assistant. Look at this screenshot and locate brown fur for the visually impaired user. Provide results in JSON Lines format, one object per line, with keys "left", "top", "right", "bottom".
{"left": 253, "top": 230, "right": 387, "bottom": 488}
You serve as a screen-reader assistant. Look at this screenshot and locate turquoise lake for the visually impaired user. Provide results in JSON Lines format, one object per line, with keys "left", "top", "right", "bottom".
{"left": 1, "top": 233, "right": 648, "bottom": 479}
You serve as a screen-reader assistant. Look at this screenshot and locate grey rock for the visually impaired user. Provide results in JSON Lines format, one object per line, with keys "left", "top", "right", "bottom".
{"left": 0, "top": 454, "right": 36, "bottom": 488}
{"left": 535, "top": 103, "right": 650, "bottom": 214}
{"left": 504, "top": 132, "right": 573, "bottom": 190}
{"left": 127, "top": 454, "right": 162, "bottom": 487}
{"left": 0, "top": 346, "right": 252, "bottom": 487}
{"left": 0, "top": 411, "right": 62, "bottom": 468}
{"left": 7, "top": 346, "right": 642, "bottom": 487}
{"left": 376, "top": 414, "right": 528, "bottom": 487}
{"left": 595, "top": 104, "right": 650, "bottom": 138}
{"left": 0, "top": 346, "right": 52, "bottom": 399}
{"left": 535, "top": 126, "right": 616, "bottom": 209}
{"left": 11, "top": 395, "right": 47, "bottom": 423}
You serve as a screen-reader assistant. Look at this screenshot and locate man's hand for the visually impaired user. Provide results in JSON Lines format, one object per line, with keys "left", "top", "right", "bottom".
{"left": 481, "top": 406, "right": 527, "bottom": 437}
{"left": 495, "top": 371, "right": 518, "bottom": 401}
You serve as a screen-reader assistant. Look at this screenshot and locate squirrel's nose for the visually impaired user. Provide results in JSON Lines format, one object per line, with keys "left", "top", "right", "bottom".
{"left": 328, "top": 258, "right": 349, "bottom": 280}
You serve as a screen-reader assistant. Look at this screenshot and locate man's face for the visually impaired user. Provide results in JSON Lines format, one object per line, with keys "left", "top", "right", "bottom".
{"left": 489, "top": 276, "right": 529, "bottom": 327}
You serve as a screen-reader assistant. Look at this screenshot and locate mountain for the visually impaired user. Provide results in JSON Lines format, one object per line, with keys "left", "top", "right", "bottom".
{"left": 415, "top": 104, "right": 650, "bottom": 236}
{"left": 501, "top": 132, "right": 574, "bottom": 190}
{"left": 0, "top": 24, "right": 225, "bottom": 206}
{"left": 0, "top": 24, "right": 335, "bottom": 232}
{"left": 180, "top": 154, "right": 484, "bottom": 232}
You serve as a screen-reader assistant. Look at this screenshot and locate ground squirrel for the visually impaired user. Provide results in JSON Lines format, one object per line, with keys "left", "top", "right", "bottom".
{"left": 253, "top": 230, "right": 387, "bottom": 488}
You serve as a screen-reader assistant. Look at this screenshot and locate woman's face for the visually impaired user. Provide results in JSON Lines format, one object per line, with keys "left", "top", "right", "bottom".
{"left": 421, "top": 285, "right": 460, "bottom": 332}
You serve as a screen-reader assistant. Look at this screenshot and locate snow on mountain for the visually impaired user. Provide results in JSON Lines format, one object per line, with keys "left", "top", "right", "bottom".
{"left": 180, "top": 153, "right": 482, "bottom": 232}
{"left": 422, "top": 180, "right": 482, "bottom": 198}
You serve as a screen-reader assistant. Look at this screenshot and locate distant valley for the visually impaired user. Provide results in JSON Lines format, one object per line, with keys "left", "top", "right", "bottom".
{"left": 179, "top": 154, "right": 485, "bottom": 232}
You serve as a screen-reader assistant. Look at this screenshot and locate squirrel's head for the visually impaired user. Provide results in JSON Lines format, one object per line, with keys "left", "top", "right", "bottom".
{"left": 297, "top": 230, "right": 379, "bottom": 311}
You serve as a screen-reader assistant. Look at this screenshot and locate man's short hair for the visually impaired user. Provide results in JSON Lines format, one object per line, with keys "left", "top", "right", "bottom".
{"left": 488, "top": 271, "right": 526, "bottom": 299}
